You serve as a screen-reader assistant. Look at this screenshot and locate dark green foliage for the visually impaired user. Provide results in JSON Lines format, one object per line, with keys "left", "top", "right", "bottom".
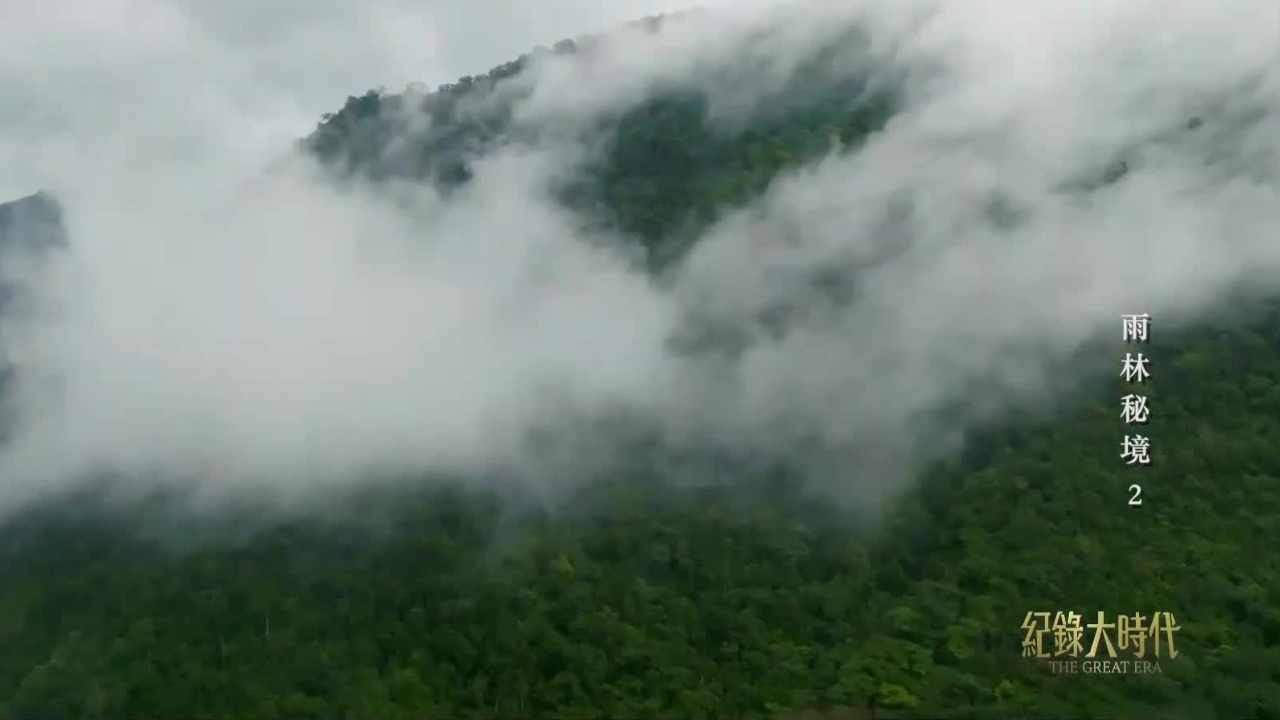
{"left": 580, "top": 88, "right": 892, "bottom": 268}
{"left": 1, "top": 26, "right": 1278, "bottom": 720}
{"left": 300, "top": 26, "right": 893, "bottom": 269}
{"left": 2, "top": 309, "right": 1279, "bottom": 719}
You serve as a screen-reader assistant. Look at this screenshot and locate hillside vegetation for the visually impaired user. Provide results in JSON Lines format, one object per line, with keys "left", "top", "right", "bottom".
{"left": 0, "top": 23, "right": 1278, "bottom": 720}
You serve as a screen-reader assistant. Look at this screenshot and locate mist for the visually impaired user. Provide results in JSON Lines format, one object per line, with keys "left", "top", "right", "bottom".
{"left": 0, "top": 0, "right": 1276, "bottom": 517}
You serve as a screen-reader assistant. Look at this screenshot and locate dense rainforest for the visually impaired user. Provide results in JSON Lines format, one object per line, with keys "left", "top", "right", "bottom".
{"left": 1, "top": 17, "right": 1279, "bottom": 720}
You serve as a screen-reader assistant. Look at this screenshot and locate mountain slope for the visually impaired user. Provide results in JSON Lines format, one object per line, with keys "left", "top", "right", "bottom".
{"left": 300, "top": 21, "right": 893, "bottom": 270}
{"left": 0, "top": 18, "right": 1278, "bottom": 720}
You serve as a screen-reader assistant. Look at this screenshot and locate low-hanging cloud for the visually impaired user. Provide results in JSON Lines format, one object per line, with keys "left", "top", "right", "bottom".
{"left": 0, "top": 0, "right": 1276, "bottom": 517}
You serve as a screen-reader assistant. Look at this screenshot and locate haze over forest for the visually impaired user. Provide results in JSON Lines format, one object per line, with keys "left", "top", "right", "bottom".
{"left": 0, "top": 0, "right": 1277, "bottom": 717}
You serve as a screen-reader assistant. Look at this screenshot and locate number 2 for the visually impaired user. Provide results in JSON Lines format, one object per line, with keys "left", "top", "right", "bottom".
{"left": 1128, "top": 484, "right": 1143, "bottom": 506}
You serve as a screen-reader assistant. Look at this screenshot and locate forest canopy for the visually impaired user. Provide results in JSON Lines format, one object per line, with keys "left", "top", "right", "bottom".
{"left": 0, "top": 9, "right": 1278, "bottom": 720}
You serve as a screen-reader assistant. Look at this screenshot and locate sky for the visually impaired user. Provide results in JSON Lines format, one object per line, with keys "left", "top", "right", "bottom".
{"left": 0, "top": 0, "right": 720, "bottom": 200}
{"left": 0, "top": 0, "right": 1276, "bottom": 517}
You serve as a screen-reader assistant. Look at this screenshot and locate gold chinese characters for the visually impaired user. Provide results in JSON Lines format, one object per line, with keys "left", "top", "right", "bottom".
{"left": 1021, "top": 610, "right": 1180, "bottom": 675}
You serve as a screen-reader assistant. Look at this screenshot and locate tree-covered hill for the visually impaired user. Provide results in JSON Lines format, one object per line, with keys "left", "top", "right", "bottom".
{"left": 301, "top": 18, "right": 893, "bottom": 271}
{"left": 0, "top": 18, "right": 1278, "bottom": 720}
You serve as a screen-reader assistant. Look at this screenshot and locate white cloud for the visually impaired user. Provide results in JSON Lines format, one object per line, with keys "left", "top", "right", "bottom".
{"left": 0, "top": 0, "right": 1276, "bottom": 515}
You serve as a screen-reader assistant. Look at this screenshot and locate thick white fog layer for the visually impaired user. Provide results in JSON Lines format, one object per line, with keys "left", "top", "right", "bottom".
{"left": 0, "top": 0, "right": 1276, "bottom": 514}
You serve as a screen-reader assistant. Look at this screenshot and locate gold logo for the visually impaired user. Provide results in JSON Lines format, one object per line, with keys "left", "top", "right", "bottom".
{"left": 1021, "top": 610, "right": 1180, "bottom": 674}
